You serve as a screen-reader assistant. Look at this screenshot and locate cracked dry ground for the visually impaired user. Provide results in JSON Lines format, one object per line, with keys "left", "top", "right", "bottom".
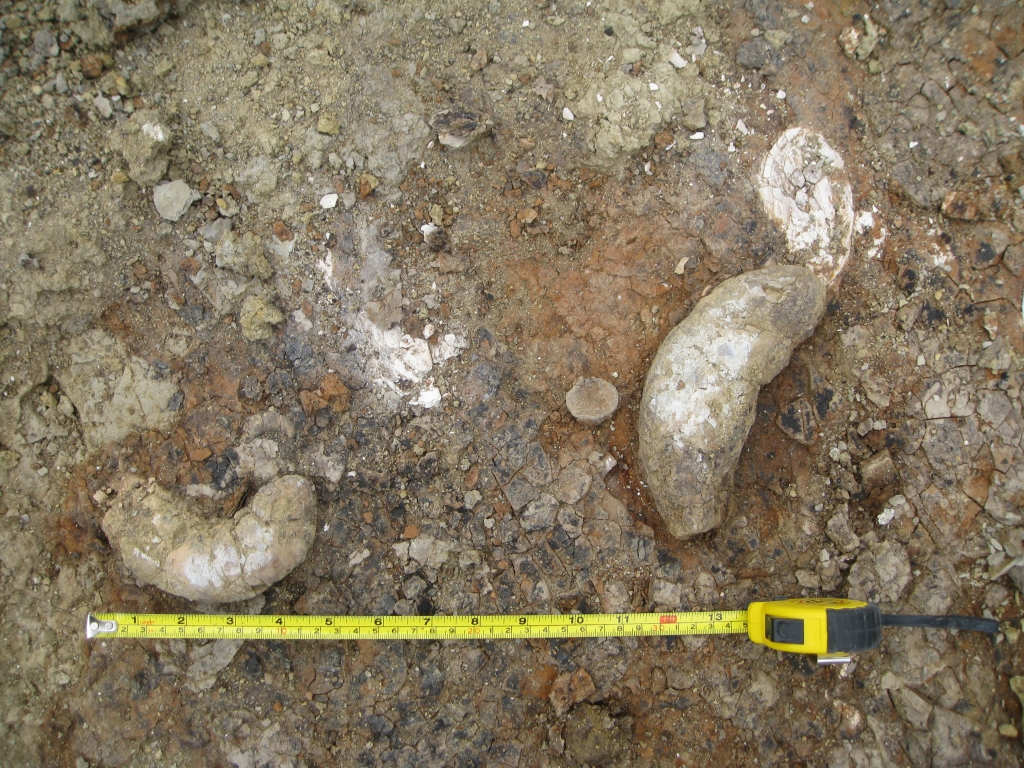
{"left": 3, "top": 0, "right": 1024, "bottom": 765}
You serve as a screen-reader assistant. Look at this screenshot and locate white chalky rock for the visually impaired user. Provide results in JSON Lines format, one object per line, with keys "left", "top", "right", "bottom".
{"left": 639, "top": 266, "right": 826, "bottom": 539}
{"left": 758, "top": 128, "right": 854, "bottom": 287}
{"left": 103, "top": 475, "right": 317, "bottom": 603}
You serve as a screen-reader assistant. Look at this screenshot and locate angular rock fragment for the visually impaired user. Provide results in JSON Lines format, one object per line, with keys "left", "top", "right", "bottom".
{"left": 826, "top": 505, "right": 861, "bottom": 553}
{"left": 110, "top": 109, "right": 172, "bottom": 186}
{"left": 419, "top": 223, "right": 449, "bottom": 252}
{"left": 63, "top": 328, "right": 181, "bottom": 451}
{"left": 847, "top": 540, "right": 911, "bottom": 606}
{"left": 240, "top": 293, "right": 284, "bottom": 341}
{"left": 638, "top": 266, "right": 826, "bottom": 539}
{"left": 520, "top": 494, "right": 559, "bottom": 532}
{"left": 430, "top": 108, "right": 492, "bottom": 149}
{"left": 153, "top": 179, "right": 198, "bottom": 221}
{"left": 215, "top": 231, "right": 273, "bottom": 280}
{"left": 103, "top": 475, "right": 317, "bottom": 603}
{"left": 860, "top": 449, "right": 897, "bottom": 492}
{"left": 551, "top": 672, "right": 597, "bottom": 719}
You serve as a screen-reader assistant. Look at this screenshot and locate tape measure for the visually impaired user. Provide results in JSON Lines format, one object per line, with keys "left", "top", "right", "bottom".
{"left": 86, "top": 597, "right": 999, "bottom": 665}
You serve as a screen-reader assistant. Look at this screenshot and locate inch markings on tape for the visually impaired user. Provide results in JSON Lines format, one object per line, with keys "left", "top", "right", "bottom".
{"left": 86, "top": 599, "right": 1002, "bottom": 664}
{"left": 86, "top": 610, "right": 750, "bottom": 642}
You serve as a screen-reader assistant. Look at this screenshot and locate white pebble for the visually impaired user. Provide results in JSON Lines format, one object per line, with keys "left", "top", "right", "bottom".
{"left": 649, "top": 82, "right": 660, "bottom": 91}
{"left": 776, "top": 90, "right": 786, "bottom": 100}
{"left": 562, "top": 107, "right": 575, "bottom": 121}
{"left": 668, "top": 50, "right": 687, "bottom": 69}
{"left": 689, "top": 132, "right": 705, "bottom": 140}
{"left": 93, "top": 95, "right": 113, "bottom": 119}
{"left": 319, "top": 193, "right": 339, "bottom": 209}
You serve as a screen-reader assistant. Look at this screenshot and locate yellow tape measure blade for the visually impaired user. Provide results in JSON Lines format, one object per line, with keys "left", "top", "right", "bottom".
{"left": 86, "top": 611, "right": 750, "bottom": 642}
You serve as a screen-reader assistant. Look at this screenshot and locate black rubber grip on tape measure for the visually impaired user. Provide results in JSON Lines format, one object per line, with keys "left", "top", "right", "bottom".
{"left": 827, "top": 604, "right": 883, "bottom": 654}
{"left": 881, "top": 614, "right": 1000, "bottom": 634}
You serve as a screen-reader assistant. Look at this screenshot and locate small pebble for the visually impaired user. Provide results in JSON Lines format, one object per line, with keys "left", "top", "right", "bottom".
{"left": 562, "top": 107, "right": 575, "bottom": 121}
{"left": 319, "top": 193, "right": 339, "bottom": 209}
{"left": 93, "top": 95, "right": 113, "bottom": 118}
{"left": 200, "top": 122, "right": 221, "bottom": 142}
{"left": 153, "top": 180, "right": 198, "bottom": 222}
{"left": 566, "top": 377, "right": 619, "bottom": 425}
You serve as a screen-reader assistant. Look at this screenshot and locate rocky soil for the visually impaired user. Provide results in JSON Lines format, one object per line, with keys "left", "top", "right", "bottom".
{"left": 1, "top": 0, "right": 1024, "bottom": 766}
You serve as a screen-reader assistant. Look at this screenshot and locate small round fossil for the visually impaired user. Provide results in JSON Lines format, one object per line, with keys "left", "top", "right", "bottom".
{"left": 566, "top": 377, "right": 620, "bottom": 425}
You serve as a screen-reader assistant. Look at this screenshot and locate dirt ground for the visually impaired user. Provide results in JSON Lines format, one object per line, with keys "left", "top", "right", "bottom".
{"left": 2, "top": 0, "right": 1024, "bottom": 765}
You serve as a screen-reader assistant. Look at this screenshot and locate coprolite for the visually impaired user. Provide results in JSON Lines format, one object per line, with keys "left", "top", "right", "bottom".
{"left": 87, "top": 597, "right": 998, "bottom": 665}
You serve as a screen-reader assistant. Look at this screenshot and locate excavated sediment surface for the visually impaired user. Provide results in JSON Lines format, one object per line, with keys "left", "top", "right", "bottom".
{"left": 2, "top": 0, "right": 1024, "bottom": 766}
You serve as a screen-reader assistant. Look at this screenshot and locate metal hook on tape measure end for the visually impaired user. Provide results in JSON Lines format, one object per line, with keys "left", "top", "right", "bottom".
{"left": 86, "top": 614, "right": 117, "bottom": 639}
{"left": 816, "top": 653, "right": 852, "bottom": 666}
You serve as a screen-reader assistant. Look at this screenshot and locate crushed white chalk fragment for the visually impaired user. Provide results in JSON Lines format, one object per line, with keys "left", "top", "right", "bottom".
{"left": 668, "top": 50, "right": 687, "bottom": 68}
{"left": 776, "top": 90, "right": 786, "bottom": 100}
{"left": 319, "top": 193, "right": 339, "bottom": 209}
{"left": 855, "top": 211, "right": 875, "bottom": 233}
{"left": 649, "top": 82, "right": 660, "bottom": 91}
{"left": 562, "top": 107, "right": 575, "bottom": 120}
{"left": 433, "top": 333, "right": 468, "bottom": 364}
{"left": 689, "top": 132, "right": 705, "bottom": 140}
{"left": 410, "top": 383, "right": 442, "bottom": 408}
{"left": 142, "top": 122, "right": 168, "bottom": 142}
{"left": 736, "top": 119, "right": 750, "bottom": 135}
